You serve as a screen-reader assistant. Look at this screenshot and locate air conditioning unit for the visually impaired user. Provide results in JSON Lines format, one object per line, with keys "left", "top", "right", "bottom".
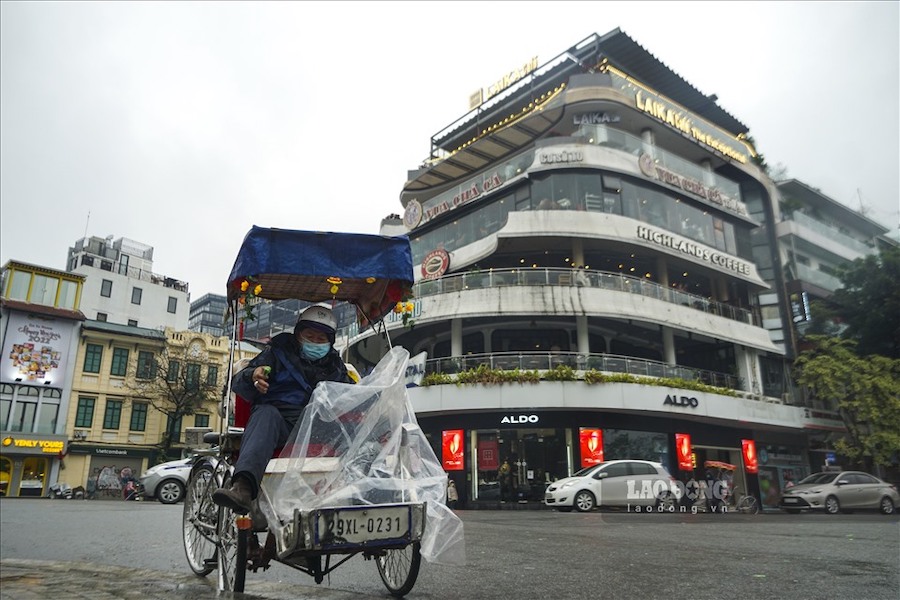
{"left": 184, "top": 427, "right": 213, "bottom": 448}
{"left": 73, "top": 430, "right": 87, "bottom": 441}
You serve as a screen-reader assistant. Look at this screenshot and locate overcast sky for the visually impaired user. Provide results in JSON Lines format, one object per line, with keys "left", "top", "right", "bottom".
{"left": 2, "top": 1, "right": 898, "bottom": 300}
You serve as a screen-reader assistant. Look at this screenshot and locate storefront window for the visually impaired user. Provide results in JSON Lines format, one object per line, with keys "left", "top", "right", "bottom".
{"left": 19, "top": 456, "right": 47, "bottom": 497}
{"left": 603, "top": 429, "right": 669, "bottom": 467}
{"left": 0, "top": 456, "right": 11, "bottom": 497}
{"left": 474, "top": 428, "right": 568, "bottom": 502}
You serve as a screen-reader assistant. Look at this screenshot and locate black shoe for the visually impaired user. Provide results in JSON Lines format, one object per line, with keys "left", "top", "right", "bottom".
{"left": 212, "top": 477, "right": 254, "bottom": 515}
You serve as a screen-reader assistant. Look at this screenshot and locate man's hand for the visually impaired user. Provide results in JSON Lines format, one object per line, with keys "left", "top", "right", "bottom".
{"left": 252, "top": 366, "right": 270, "bottom": 394}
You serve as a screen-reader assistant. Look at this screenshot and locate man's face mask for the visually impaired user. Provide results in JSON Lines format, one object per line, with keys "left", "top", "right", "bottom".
{"left": 300, "top": 332, "right": 331, "bottom": 360}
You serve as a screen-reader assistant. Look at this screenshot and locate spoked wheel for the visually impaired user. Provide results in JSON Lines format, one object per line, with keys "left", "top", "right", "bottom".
{"left": 182, "top": 465, "right": 219, "bottom": 576}
{"left": 217, "top": 502, "right": 249, "bottom": 592}
{"left": 738, "top": 495, "right": 760, "bottom": 515}
{"left": 376, "top": 542, "right": 421, "bottom": 598}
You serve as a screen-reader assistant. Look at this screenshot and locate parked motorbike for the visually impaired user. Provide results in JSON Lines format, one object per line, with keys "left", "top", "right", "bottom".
{"left": 122, "top": 479, "right": 143, "bottom": 501}
{"left": 47, "top": 482, "right": 73, "bottom": 499}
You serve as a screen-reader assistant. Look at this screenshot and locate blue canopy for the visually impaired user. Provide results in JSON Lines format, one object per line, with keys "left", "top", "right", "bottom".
{"left": 227, "top": 226, "right": 414, "bottom": 324}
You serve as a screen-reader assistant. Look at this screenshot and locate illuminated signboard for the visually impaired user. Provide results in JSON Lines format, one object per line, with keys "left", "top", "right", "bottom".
{"left": 1, "top": 435, "right": 67, "bottom": 455}
{"left": 442, "top": 429, "right": 465, "bottom": 471}
{"left": 1, "top": 313, "right": 73, "bottom": 385}
{"left": 675, "top": 433, "right": 693, "bottom": 471}
{"left": 742, "top": 439, "right": 759, "bottom": 474}
{"left": 579, "top": 428, "right": 604, "bottom": 468}
{"left": 469, "top": 56, "right": 539, "bottom": 107}
{"left": 606, "top": 66, "right": 750, "bottom": 164}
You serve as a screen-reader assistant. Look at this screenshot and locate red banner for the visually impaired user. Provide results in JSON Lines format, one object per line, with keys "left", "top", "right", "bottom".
{"left": 675, "top": 433, "right": 693, "bottom": 471}
{"left": 742, "top": 439, "right": 758, "bottom": 474}
{"left": 579, "top": 428, "right": 604, "bottom": 468}
{"left": 442, "top": 429, "right": 465, "bottom": 471}
{"left": 477, "top": 439, "right": 499, "bottom": 471}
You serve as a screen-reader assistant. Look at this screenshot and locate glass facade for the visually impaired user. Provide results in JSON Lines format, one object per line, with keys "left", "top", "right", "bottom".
{"left": 409, "top": 169, "right": 751, "bottom": 267}
{"left": 0, "top": 385, "right": 63, "bottom": 434}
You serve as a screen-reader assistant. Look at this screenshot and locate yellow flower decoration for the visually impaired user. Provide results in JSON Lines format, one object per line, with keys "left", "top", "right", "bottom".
{"left": 236, "top": 276, "right": 263, "bottom": 321}
{"left": 393, "top": 299, "right": 416, "bottom": 328}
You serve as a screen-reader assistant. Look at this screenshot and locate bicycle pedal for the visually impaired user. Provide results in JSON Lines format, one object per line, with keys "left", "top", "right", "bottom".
{"left": 203, "top": 558, "right": 217, "bottom": 567}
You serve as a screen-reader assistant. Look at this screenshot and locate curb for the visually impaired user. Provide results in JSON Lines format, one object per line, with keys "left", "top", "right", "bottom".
{"left": 0, "top": 558, "right": 381, "bottom": 599}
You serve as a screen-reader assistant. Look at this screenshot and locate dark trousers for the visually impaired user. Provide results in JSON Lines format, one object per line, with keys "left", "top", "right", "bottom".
{"left": 233, "top": 403, "right": 292, "bottom": 496}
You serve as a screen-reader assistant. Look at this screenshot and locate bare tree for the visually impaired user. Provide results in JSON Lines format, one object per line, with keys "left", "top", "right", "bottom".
{"left": 127, "top": 346, "right": 220, "bottom": 462}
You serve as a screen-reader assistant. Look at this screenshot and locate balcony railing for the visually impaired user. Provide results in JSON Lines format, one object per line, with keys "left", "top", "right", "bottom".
{"left": 425, "top": 350, "right": 740, "bottom": 391}
{"left": 786, "top": 211, "right": 874, "bottom": 255}
{"left": 413, "top": 268, "right": 756, "bottom": 325}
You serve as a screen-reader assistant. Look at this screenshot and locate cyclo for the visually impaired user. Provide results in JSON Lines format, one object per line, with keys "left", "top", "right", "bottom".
{"left": 181, "top": 226, "right": 464, "bottom": 595}
{"left": 700, "top": 460, "right": 760, "bottom": 514}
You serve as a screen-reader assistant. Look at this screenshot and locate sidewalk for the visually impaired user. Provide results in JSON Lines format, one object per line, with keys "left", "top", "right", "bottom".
{"left": 0, "top": 558, "right": 376, "bottom": 599}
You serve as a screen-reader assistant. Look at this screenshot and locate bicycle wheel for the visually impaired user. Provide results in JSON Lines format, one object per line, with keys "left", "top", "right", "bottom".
{"left": 376, "top": 542, "right": 421, "bottom": 598}
{"left": 182, "top": 464, "right": 218, "bottom": 576}
{"left": 217, "top": 501, "right": 248, "bottom": 592}
{"left": 738, "top": 495, "right": 760, "bottom": 515}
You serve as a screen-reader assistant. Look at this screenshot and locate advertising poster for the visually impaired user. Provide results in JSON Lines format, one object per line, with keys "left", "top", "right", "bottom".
{"left": 675, "top": 433, "right": 693, "bottom": 471}
{"left": 477, "top": 439, "right": 499, "bottom": 471}
{"left": 579, "top": 428, "right": 604, "bottom": 468}
{"left": 442, "top": 429, "right": 464, "bottom": 471}
{"left": 742, "top": 439, "right": 759, "bottom": 473}
{"left": 1, "top": 313, "right": 72, "bottom": 385}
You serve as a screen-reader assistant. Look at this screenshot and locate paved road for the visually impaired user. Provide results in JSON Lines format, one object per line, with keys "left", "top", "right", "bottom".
{"left": 1, "top": 499, "right": 898, "bottom": 599}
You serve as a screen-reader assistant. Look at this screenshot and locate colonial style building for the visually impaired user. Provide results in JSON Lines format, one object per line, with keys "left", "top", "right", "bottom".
{"left": 59, "top": 325, "right": 256, "bottom": 497}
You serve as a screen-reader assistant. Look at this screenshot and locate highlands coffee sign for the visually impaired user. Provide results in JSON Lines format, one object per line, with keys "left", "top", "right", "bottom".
{"left": 637, "top": 225, "right": 752, "bottom": 276}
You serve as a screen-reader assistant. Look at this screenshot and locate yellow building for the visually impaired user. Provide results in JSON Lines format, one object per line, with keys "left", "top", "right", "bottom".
{"left": 61, "top": 324, "right": 255, "bottom": 498}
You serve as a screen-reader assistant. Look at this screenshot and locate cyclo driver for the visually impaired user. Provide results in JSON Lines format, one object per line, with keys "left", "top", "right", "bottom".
{"left": 213, "top": 304, "right": 354, "bottom": 514}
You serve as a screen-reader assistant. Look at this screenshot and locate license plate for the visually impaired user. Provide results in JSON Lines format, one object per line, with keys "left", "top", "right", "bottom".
{"left": 783, "top": 497, "right": 798, "bottom": 503}
{"left": 315, "top": 506, "right": 410, "bottom": 547}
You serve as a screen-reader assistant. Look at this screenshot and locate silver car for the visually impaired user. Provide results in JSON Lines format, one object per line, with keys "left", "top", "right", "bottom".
{"left": 139, "top": 457, "right": 194, "bottom": 504}
{"left": 544, "top": 459, "right": 680, "bottom": 512}
{"left": 780, "top": 471, "right": 899, "bottom": 515}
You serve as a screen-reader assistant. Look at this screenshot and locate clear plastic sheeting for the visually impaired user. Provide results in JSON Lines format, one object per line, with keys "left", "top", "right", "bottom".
{"left": 257, "top": 346, "right": 466, "bottom": 565}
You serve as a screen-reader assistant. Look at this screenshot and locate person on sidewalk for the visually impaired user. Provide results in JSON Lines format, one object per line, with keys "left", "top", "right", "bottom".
{"left": 212, "top": 304, "right": 353, "bottom": 514}
{"left": 447, "top": 479, "right": 459, "bottom": 509}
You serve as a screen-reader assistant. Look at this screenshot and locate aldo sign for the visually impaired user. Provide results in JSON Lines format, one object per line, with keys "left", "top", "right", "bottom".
{"left": 664, "top": 394, "right": 699, "bottom": 408}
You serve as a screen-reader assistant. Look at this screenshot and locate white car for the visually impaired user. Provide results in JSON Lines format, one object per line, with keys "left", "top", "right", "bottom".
{"left": 544, "top": 459, "right": 680, "bottom": 512}
{"left": 139, "top": 457, "right": 194, "bottom": 504}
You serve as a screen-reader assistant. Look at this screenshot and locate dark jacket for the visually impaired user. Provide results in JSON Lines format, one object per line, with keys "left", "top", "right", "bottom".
{"left": 232, "top": 332, "right": 351, "bottom": 424}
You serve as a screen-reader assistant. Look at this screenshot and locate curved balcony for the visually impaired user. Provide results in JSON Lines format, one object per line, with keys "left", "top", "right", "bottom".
{"left": 425, "top": 350, "right": 740, "bottom": 390}
{"left": 414, "top": 267, "right": 756, "bottom": 325}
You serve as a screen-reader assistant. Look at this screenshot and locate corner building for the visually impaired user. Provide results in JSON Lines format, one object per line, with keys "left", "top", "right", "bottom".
{"left": 346, "top": 30, "right": 842, "bottom": 509}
